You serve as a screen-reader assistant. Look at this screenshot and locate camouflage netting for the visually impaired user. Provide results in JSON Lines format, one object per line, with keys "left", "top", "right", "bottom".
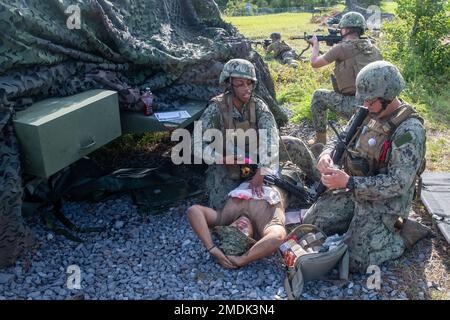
{"left": 0, "top": 0, "right": 287, "bottom": 266}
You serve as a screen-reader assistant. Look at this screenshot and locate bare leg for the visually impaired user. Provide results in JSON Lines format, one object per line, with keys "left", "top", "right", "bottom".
{"left": 227, "top": 224, "right": 286, "bottom": 267}
{"left": 186, "top": 205, "right": 236, "bottom": 269}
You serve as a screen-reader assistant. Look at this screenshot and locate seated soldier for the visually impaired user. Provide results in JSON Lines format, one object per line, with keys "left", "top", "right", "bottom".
{"left": 265, "top": 32, "right": 300, "bottom": 68}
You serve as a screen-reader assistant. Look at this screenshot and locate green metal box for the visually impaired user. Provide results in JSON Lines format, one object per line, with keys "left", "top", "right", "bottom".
{"left": 13, "top": 90, "right": 121, "bottom": 178}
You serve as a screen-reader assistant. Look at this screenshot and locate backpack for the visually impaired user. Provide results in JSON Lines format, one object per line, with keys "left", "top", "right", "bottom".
{"left": 282, "top": 224, "right": 349, "bottom": 299}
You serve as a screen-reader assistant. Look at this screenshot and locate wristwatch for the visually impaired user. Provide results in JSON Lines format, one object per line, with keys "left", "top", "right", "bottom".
{"left": 346, "top": 176, "right": 355, "bottom": 190}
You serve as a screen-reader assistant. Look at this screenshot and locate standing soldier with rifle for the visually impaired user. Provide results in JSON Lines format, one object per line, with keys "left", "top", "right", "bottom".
{"left": 307, "top": 12, "right": 382, "bottom": 148}
{"left": 302, "top": 61, "right": 430, "bottom": 273}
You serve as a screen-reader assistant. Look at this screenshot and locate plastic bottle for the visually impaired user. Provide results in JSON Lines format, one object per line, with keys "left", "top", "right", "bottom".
{"left": 142, "top": 87, "right": 153, "bottom": 116}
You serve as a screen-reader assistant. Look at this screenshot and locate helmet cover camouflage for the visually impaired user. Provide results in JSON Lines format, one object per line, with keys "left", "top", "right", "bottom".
{"left": 219, "top": 59, "right": 257, "bottom": 84}
{"left": 356, "top": 60, "right": 405, "bottom": 102}
{"left": 213, "top": 225, "right": 256, "bottom": 256}
{"left": 270, "top": 32, "right": 281, "bottom": 40}
{"left": 338, "top": 11, "right": 367, "bottom": 30}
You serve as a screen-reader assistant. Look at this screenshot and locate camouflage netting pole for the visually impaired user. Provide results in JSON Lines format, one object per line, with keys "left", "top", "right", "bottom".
{"left": 0, "top": 0, "right": 286, "bottom": 266}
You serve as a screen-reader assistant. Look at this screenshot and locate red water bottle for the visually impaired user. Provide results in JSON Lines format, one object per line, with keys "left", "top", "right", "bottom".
{"left": 142, "top": 87, "right": 153, "bottom": 116}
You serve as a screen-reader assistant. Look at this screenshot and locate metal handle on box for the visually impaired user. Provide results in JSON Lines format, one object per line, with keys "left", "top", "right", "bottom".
{"left": 79, "top": 138, "right": 96, "bottom": 150}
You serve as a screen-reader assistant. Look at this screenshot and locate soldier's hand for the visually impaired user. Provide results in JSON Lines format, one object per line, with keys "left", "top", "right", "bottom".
{"left": 317, "top": 154, "right": 334, "bottom": 173}
{"left": 210, "top": 247, "right": 237, "bottom": 269}
{"left": 307, "top": 35, "right": 318, "bottom": 46}
{"left": 249, "top": 168, "right": 264, "bottom": 198}
{"left": 321, "top": 168, "right": 350, "bottom": 190}
{"left": 226, "top": 255, "right": 247, "bottom": 268}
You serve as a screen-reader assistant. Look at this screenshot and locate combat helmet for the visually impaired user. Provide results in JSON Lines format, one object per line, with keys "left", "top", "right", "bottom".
{"left": 213, "top": 225, "right": 256, "bottom": 256}
{"left": 270, "top": 32, "right": 281, "bottom": 40}
{"left": 219, "top": 59, "right": 257, "bottom": 84}
{"left": 338, "top": 11, "right": 367, "bottom": 31}
{"left": 356, "top": 60, "right": 405, "bottom": 102}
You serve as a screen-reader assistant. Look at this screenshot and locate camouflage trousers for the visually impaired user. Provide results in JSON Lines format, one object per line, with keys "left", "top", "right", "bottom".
{"left": 206, "top": 136, "right": 319, "bottom": 209}
{"left": 279, "top": 51, "right": 298, "bottom": 68}
{"left": 302, "top": 191, "right": 406, "bottom": 273}
{"left": 310, "top": 89, "right": 357, "bottom": 133}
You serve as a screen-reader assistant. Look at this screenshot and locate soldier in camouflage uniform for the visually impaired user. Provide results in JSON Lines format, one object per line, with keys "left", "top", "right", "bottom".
{"left": 193, "top": 59, "right": 278, "bottom": 210}
{"left": 307, "top": 12, "right": 383, "bottom": 147}
{"left": 194, "top": 59, "right": 318, "bottom": 210}
{"left": 302, "top": 61, "right": 429, "bottom": 273}
{"left": 265, "top": 33, "right": 300, "bottom": 68}
{"left": 190, "top": 59, "right": 319, "bottom": 268}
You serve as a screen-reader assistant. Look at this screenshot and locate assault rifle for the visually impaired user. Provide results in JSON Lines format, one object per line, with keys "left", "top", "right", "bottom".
{"left": 314, "top": 106, "right": 369, "bottom": 200}
{"left": 290, "top": 27, "right": 342, "bottom": 46}
{"left": 290, "top": 28, "right": 372, "bottom": 58}
{"left": 264, "top": 174, "right": 313, "bottom": 206}
{"left": 239, "top": 162, "right": 313, "bottom": 206}
{"left": 289, "top": 28, "right": 341, "bottom": 57}
{"left": 250, "top": 39, "right": 271, "bottom": 49}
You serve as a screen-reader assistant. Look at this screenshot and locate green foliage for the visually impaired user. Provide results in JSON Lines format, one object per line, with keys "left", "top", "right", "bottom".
{"left": 225, "top": 4, "right": 450, "bottom": 170}
{"left": 384, "top": 0, "right": 450, "bottom": 79}
{"left": 220, "top": 0, "right": 340, "bottom": 13}
{"left": 381, "top": 0, "right": 398, "bottom": 13}
{"left": 380, "top": 0, "right": 450, "bottom": 127}
{"left": 224, "top": 0, "right": 258, "bottom": 16}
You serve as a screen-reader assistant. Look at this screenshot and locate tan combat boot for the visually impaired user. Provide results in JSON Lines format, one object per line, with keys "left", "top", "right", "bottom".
{"left": 308, "top": 132, "right": 327, "bottom": 146}
{"left": 400, "top": 218, "right": 432, "bottom": 249}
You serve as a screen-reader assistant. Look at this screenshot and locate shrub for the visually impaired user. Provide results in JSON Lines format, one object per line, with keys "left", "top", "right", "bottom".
{"left": 384, "top": 0, "right": 450, "bottom": 80}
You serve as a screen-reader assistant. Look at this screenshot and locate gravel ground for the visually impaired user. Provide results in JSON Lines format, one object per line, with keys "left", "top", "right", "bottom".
{"left": 0, "top": 110, "right": 448, "bottom": 300}
{"left": 1, "top": 194, "right": 447, "bottom": 300}
{"left": 0, "top": 195, "right": 288, "bottom": 300}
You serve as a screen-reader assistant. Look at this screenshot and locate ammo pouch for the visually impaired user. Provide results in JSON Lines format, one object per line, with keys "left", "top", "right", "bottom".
{"left": 283, "top": 224, "right": 349, "bottom": 300}
{"left": 345, "top": 154, "right": 370, "bottom": 177}
{"left": 330, "top": 74, "right": 339, "bottom": 93}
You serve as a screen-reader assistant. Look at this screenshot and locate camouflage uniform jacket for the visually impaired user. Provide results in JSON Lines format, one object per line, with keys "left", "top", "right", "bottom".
{"left": 321, "top": 102, "right": 426, "bottom": 218}
{"left": 266, "top": 40, "right": 293, "bottom": 58}
{"left": 194, "top": 93, "right": 279, "bottom": 171}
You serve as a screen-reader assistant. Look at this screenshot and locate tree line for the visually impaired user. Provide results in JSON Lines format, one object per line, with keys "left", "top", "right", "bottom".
{"left": 215, "top": 0, "right": 383, "bottom": 11}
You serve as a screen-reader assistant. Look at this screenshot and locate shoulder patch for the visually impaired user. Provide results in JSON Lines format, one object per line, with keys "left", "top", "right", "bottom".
{"left": 394, "top": 132, "right": 413, "bottom": 148}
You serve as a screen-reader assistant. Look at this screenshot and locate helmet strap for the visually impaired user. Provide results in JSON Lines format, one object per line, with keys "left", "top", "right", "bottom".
{"left": 380, "top": 98, "right": 391, "bottom": 112}
{"left": 372, "top": 98, "right": 392, "bottom": 116}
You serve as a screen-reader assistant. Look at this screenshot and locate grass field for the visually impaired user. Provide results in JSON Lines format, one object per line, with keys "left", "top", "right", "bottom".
{"left": 225, "top": 12, "right": 323, "bottom": 41}
{"left": 381, "top": 0, "right": 398, "bottom": 13}
{"left": 223, "top": 5, "right": 450, "bottom": 172}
